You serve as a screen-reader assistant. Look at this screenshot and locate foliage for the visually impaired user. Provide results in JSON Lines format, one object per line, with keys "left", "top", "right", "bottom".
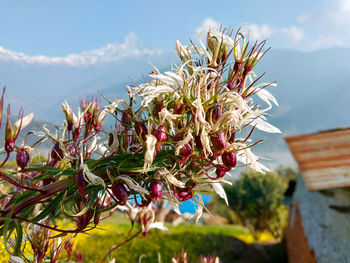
{"left": 0, "top": 26, "right": 281, "bottom": 261}
{"left": 223, "top": 170, "right": 288, "bottom": 238}
{"left": 275, "top": 165, "right": 298, "bottom": 183}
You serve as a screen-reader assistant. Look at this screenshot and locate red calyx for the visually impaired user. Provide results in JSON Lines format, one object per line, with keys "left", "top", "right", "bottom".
{"left": 155, "top": 125, "right": 167, "bottom": 142}
{"left": 174, "top": 187, "right": 192, "bottom": 202}
{"left": 51, "top": 143, "right": 64, "bottom": 161}
{"left": 16, "top": 148, "right": 30, "bottom": 170}
{"left": 211, "top": 131, "right": 227, "bottom": 151}
{"left": 222, "top": 151, "right": 237, "bottom": 168}
{"left": 149, "top": 180, "right": 162, "bottom": 202}
{"left": 111, "top": 182, "right": 129, "bottom": 205}
{"left": 76, "top": 170, "right": 88, "bottom": 196}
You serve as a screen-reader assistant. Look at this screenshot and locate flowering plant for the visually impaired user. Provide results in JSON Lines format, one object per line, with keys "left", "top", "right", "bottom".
{"left": 0, "top": 26, "right": 280, "bottom": 261}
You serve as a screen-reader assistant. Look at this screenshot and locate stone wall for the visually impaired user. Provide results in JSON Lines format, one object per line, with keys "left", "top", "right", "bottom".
{"left": 288, "top": 176, "right": 350, "bottom": 263}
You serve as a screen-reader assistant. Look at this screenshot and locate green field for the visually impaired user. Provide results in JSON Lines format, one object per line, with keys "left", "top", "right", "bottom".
{"left": 73, "top": 223, "right": 286, "bottom": 263}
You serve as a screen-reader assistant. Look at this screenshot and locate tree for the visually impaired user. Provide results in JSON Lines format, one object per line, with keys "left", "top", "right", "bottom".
{"left": 224, "top": 170, "right": 289, "bottom": 239}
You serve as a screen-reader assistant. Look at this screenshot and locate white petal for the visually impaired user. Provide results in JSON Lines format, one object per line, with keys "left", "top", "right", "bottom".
{"left": 108, "top": 130, "right": 119, "bottom": 153}
{"left": 192, "top": 206, "right": 203, "bottom": 223}
{"left": 148, "top": 222, "right": 168, "bottom": 231}
{"left": 80, "top": 164, "right": 105, "bottom": 187}
{"left": 191, "top": 194, "right": 204, "bottom": 223}
{"left": 118, "top": 175, "right": 149, "bottom": 195}
{"left": 162, "top": 192, "right": 181, "bottom": 215}
{"left": 143, "top": 134, "right": 157, "bottom": 173}
{"left": 13, "top": 112, "right": 34, "bottom": 132}
{"left": 256, "top": 87, "right": 278, "bottom": 106}
{"left": 212, "top": 183, "right": 228, "bottom": 206}
{"left": 250, "top": 117, "right": 281, "bottom": 134}
{"left": 157, "top": 168, "right": 186, "bottom": 188}
{"left": 87, "top": 136, "right": 97, "bottom": 153}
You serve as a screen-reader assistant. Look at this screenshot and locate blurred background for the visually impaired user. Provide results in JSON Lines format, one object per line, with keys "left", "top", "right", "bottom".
{"left": 1, "top": 0, "right": 350, "bottom": 168}
{"left": 0, "top": 1, "right": 349, "bottom": 262}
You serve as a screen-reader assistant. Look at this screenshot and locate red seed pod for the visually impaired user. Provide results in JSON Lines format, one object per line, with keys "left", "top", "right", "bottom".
{"left": 210, "top": 104, "right": 223, "bottom": 121}
{"left": 149, "top": 180, "right": 162, "bottom": 202}
{"left": 76, "top": 170, "right": 88, "bottom": 196}
{"left": 111, "top": 182, "right": 129, "bottom": 205}
{"left": 141, "top": 197, "right": 152, "bottom": 207}
{"left": 16, "top": 147, "right": 30, "bottom": 169}
{"left": 121, "top": 110, "right": 132, "bottom": 126}
{"left": 155, "top": 125, "right": 167, "bottom": 142}
{"left": 51, "top": 143, "right": 64, "bottom": 161}
{"left": 228, "top": 132, "right": 236, "bottom": 143}
{"left": 194, "top": 135, "right": 202, "bottom": 149}
{"left": 215, "top": 165, "right": 230, "bottom": 179}
{"left": 222, "top": 151, "right": 237, "bottom": 168}
{"left": 174, "top": 187, "right": 192, "bottom": 202}
{"left": 173, "top": 102, "right": 184, "bottom": 114}
{"left": 211, "top": 131, "right": 227, "bottom": 151}
{"left": 134, "top": 121, "right": 147, "bottom": 141}
{"left": 180, "top": 144, "right": 192, "bottom": 157}
{"left": 108, "top": 132, "right": 114, "bottom": 147}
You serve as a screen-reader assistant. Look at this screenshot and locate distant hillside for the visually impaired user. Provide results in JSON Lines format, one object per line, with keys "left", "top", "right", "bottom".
{"left": 1, "top": 47, "right": 350, "bottom": 167}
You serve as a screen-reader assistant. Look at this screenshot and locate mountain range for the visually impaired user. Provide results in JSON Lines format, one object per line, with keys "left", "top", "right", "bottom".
{"left": 1, "top": 43, "right": 350, "bottom": 169}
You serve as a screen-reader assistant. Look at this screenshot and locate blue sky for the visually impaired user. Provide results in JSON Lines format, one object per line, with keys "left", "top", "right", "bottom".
{"left": 0, "top": 0, "right": 347, "bottom": 57}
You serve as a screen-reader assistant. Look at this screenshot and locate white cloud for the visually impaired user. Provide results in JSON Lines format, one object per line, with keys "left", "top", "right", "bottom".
{"left": 297, "top": 0, "right": 350, "bottom": 49}
{"left": 281, "top": 26, "right": 304, "bottom": 43}
{"left": 246, "top": 24, "right": 273, "bottom": 41}
{"left": 195, "top": 18, "right": 221, "bottom": 37}
{"left": 0, "top": 32, "right": 162, "bottom": 66}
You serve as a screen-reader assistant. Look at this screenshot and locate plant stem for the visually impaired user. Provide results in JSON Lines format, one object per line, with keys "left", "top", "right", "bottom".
{"left": 101, "top": 230, "right": 141, "bottom": 262}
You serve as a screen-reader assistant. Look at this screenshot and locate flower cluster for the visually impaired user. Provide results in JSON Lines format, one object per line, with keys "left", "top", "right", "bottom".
{"left": 0, "top": 26, "right": 280, "bottom": 261}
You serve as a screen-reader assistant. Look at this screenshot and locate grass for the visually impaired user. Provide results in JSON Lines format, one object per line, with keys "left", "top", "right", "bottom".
{"left": 0, "top": 217, "right": 282, "bottom": 262}
{"left": 72, "top": 222, "right": 280, "bottom": 263}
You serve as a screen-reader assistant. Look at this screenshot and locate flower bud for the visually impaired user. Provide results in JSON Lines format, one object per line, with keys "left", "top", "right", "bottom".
{"left": 207, "top": 36, "right": 218, "bottom": 53}
{"left": 222, "top": 151, "right": 237, "bottom": 168}
{"left": 111, "top": 182, "right": 129, "bottom": 205}
{"left": 16, "top": 147, "right": 30, "bottom": 170}
{"left": 155, "top": 125, "right": 167, "bottom": 142}
{"left": 149, "top": 180, "right": 162, "bottom": 202}
{"left": 211, "top": 131, "right": 227, "bottom": 151}
{"left": 134, "top": 121, "right": 147, "bottom": 141}
{"left": 51, "top": 143, "right": 64, "bottom": 161}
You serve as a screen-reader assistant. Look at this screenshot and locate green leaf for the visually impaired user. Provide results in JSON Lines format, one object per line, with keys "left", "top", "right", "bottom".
{"left": 31, "top": 190, "right": 65, "bottom": 222}
{"left": 13, "top": 221, "right": 23, "bottom": 256}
